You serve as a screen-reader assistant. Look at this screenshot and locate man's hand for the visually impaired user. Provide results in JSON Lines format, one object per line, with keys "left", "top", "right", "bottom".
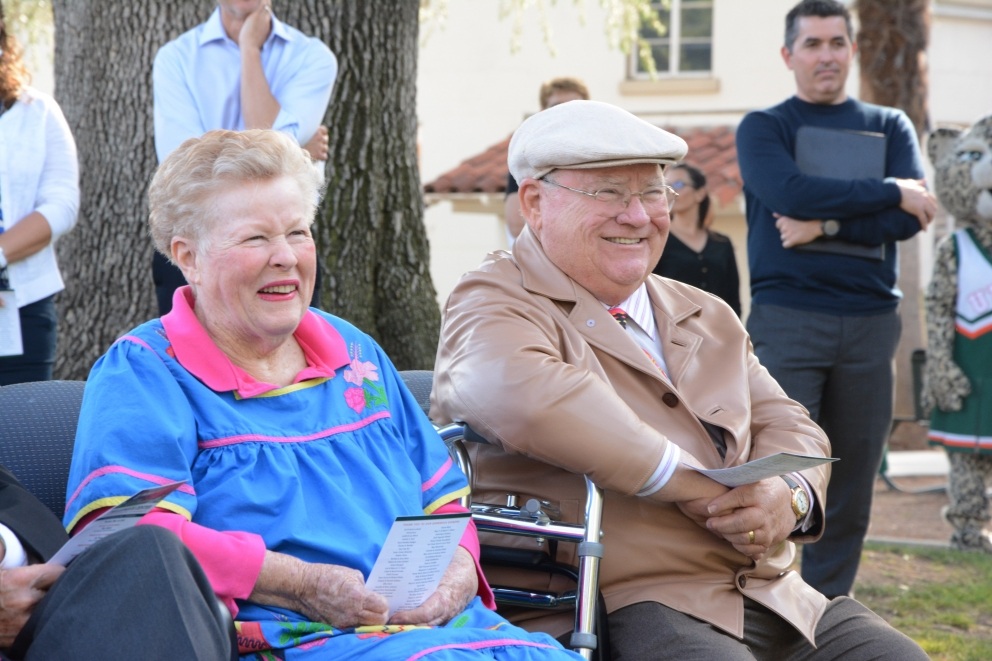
{"left": 774, "top": 214, "right": 822, "bottom": 248}
{"left": 676, "top": 495, "right": 717, "bottom": 528}
{"left": 895, "top": 178, "right": 937, "bottom": 230}
{"left": 0, "top": 564, "right": 64, "bottom": 648}
{"left": 389, "top": 546, "right": 477, "bottom": 626}
{"left": 239, "top": 3, "right": 273, "bottom": 52}
{"left": 303, "top": 125, "right": 329, "bottom": 162}
{"left": 702, "top": 478, "right": 796, "bottom": 560}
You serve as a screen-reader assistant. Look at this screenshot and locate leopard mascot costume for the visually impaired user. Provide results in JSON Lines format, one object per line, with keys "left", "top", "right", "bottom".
{"left": 924, "top": 114, "right": 992, "bottom": 552}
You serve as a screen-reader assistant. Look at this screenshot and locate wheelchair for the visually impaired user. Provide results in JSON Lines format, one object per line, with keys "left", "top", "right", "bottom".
{"left": 400, "top": 370, "right": 608, "bottom": 661}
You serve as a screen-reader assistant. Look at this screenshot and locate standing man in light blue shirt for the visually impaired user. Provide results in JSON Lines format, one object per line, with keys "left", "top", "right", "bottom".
{"left": 152, "top": 0, "right": 337, "bottom": 315}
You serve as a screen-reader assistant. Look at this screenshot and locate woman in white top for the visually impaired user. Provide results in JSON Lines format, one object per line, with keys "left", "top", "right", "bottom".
{"left": 0, "top": 7, "right": 79, "bottom": 385}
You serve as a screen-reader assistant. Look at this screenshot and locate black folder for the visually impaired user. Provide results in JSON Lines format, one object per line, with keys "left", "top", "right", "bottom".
{"left": 794, "top": 125, "right": 887, "bottom": 260}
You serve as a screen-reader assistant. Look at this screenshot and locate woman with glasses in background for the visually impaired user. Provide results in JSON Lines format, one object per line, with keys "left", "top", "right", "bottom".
{"left": 653, "top": 163, "right": 741, "bottom": 316}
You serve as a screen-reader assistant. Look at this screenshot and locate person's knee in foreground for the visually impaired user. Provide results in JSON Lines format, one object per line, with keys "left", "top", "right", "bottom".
{"left": 430, "top": 97, "right": 929, "bottom": 659}
{"left": 1, "top": 472, "right": 233, "bottom": 661}
{"left": 62, "top": 129, "right": 581, "bottom": 659}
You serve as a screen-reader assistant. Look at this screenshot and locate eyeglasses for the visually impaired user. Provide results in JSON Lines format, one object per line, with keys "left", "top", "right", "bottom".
{"left": 669, "top": 180, "right": 694, "bottom": 192}
{"left": 542, "top": 177, "right": 678, "bottom": 212}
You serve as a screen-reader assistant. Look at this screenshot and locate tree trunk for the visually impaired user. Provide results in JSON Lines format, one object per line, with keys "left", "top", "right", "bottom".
{"left": 51, "top": 0, "right": 439, "bottom": 380}
{"left": 855, "top": 0, "right": 930, "bottom": 137}
{"left": 282, "top": 1, "right": 440, "bottom": 370}
{"left": 853, "top": 0, "right": 931, "bottom": 424}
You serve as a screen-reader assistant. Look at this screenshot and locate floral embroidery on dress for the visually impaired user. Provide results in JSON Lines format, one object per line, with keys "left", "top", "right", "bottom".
{"left": 343, "top": 344, "right": 388, "bottom": 413}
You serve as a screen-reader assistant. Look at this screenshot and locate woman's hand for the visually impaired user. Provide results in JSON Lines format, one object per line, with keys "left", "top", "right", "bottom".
{"left": 388, "top": 546, "right": 477, "bottom": 627}
{"left": 250, "top": 551, "right": 388, "bottom": 629}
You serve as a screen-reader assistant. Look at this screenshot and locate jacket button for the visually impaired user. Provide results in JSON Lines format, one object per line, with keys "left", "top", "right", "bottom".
{"left": 662, "top": 393, "right": 678, "bottom": 408}
{"left": 738, "top": 575, "right": 747, "bottom": 589}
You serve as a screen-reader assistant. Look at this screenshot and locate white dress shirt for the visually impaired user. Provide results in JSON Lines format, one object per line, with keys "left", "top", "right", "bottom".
{"left": 152, "top": 8, "right": 338, "bottom": 162}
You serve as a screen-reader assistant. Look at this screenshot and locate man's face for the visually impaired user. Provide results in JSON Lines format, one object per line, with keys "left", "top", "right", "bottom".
{"left": 781, "top": 15, "right": 855, "bottom": 105}
{"left": 217, "top": 0, "right": 266, "bottom": 21}
{"left": 525, "top": 164, "right": 669, "bottom": 305}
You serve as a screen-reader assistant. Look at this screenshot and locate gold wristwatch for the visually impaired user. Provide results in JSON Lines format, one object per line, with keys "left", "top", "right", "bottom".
{"left": 782, "top": 475, "right": 810, "bottom": 521}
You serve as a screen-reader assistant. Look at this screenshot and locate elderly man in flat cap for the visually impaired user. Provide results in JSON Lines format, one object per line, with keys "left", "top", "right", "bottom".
{"left": 431, "top": 101, "right": 926, "bottom": 660}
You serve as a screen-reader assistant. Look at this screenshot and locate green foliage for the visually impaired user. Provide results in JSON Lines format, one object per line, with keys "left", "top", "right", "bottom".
{"left": 3, "top": 0, "right": 52, "bottom": 46}
{"left": 858, "top": 542, "right": 992, "bottom": 661}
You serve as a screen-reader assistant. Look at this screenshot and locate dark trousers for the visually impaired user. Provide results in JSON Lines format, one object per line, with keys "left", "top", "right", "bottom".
{"left": 153, "top": 251, "right": 324, "bottom": 315}
{"left": 747, "top": 304, "right": 900, "bottom": 599}
{"left": 607, "top": 598, "right": 926, "bottom": 660}
{"left": 0, "top": 296, "right": 57, "bottom": 386}
{"left": 10, "top": 526, "right": 235, "bottom": 661}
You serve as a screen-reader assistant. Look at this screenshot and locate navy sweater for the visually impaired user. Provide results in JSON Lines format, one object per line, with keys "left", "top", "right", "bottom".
{"left": 736, "top": 96, "right": 925, "bottom": 315}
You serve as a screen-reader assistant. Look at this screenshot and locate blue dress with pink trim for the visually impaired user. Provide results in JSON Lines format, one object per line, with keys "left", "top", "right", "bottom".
{"left": 63, "top": 301, "right": 580, "bottom": 660}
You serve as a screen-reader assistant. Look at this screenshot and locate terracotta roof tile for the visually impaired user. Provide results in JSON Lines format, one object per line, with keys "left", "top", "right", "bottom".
{"left": 423, "top": 124, "right": 743, "bottom": 207}
{"left": 423, "top": 135, "right": 512, "bottom": 194}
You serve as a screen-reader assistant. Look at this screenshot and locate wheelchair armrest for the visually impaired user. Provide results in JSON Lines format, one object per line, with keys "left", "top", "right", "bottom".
{"left": 490, "top": 586, "right": 578, "bottom": 610}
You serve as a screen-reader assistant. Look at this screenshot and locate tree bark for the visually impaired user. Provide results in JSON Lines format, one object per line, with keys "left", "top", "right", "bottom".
{"left": 855, "top": 0, "right": 930, "bottom": 137}
{"left": 853, "top": 0, "right": 931, "bottom": 422}
{"left": 51, "top": 0, "right": 439, "bottom": 380}
{"left": 282, "top": 1, "right": 441, "bottom": 370}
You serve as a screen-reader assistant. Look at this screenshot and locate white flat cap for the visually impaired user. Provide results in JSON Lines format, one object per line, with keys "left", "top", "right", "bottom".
{"left": 508, "top": 100, "right": 688, "bottom": 182}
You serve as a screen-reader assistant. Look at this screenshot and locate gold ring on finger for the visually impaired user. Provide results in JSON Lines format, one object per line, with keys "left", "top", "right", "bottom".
{"left": 748, "top": 530, "right": 755, "bottom": 544}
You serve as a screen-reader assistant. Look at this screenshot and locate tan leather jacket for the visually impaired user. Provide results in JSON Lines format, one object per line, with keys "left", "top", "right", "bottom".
{"left": 431, "top": 229, "right": 832, "bottom": 642}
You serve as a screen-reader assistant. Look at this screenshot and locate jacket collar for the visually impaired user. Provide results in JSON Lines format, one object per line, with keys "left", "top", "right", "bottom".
{"left": 512, "top": 228, "right": 703, "bottom": 384}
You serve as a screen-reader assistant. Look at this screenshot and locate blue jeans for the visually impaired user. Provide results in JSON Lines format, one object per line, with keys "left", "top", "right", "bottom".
{"left": 0, "top": 295, "right": 57, "bottom": 386}
{"left": 746, "top": 304, "right": 901, "bottom": 598}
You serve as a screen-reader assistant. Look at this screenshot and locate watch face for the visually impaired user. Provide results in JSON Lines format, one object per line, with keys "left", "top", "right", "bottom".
{"left": 823, "top": 220, "right": 840, "bottom": 237}
{"left": 794, "top": 489, "right": 810, "bottom": 515}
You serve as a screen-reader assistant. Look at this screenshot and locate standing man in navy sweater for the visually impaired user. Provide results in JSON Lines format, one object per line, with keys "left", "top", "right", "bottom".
{"left": 736, "top": 0, "right": 936, "bottom": 599}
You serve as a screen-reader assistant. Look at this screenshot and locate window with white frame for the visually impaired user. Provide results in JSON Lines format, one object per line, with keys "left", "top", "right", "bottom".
{"left": 631, "top": 0, "right": 713, "bottom": 78}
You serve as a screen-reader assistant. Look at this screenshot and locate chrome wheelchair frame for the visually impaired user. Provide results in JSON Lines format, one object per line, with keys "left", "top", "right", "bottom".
{"left": 436, "top": 423, "right": 606, "bottom": 660}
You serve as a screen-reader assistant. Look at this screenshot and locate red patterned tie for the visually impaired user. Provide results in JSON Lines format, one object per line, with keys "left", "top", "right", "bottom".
{"left": 610, "top": 305, "right": 670, "bottom": 380}
{"left": 608, "top": 306, "right": 629, "bottom": 329}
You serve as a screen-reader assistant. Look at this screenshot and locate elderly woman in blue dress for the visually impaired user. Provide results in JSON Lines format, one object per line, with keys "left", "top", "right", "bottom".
{"left": 63, "top": 129, "right": 581, "bottom": 660}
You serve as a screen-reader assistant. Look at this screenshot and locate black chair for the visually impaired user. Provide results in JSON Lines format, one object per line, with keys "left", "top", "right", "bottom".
{"left": 400, "top": 370, "right": 608, "bottom": 660}
{"left": 0, "top": 380, "right": 86, "bottom": 518}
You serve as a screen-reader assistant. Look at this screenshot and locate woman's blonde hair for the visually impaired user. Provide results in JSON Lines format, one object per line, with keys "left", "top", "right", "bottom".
{"left": 148, "top": 129, "right": 323, "bottom": 259}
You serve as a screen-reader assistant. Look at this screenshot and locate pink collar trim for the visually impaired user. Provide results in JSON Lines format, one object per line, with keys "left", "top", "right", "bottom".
{"left": 161, "top": 287, "right": 349, "bottom": 397}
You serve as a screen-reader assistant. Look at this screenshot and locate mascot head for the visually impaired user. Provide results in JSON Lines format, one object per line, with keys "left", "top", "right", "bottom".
{"left": 927, "top": 115, "right": 992, "bottom": 229}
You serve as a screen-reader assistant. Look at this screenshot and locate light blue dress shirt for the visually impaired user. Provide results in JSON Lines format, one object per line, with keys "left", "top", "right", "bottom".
{"left": 152, "top": 8, "right": 337, "bottom": 162}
